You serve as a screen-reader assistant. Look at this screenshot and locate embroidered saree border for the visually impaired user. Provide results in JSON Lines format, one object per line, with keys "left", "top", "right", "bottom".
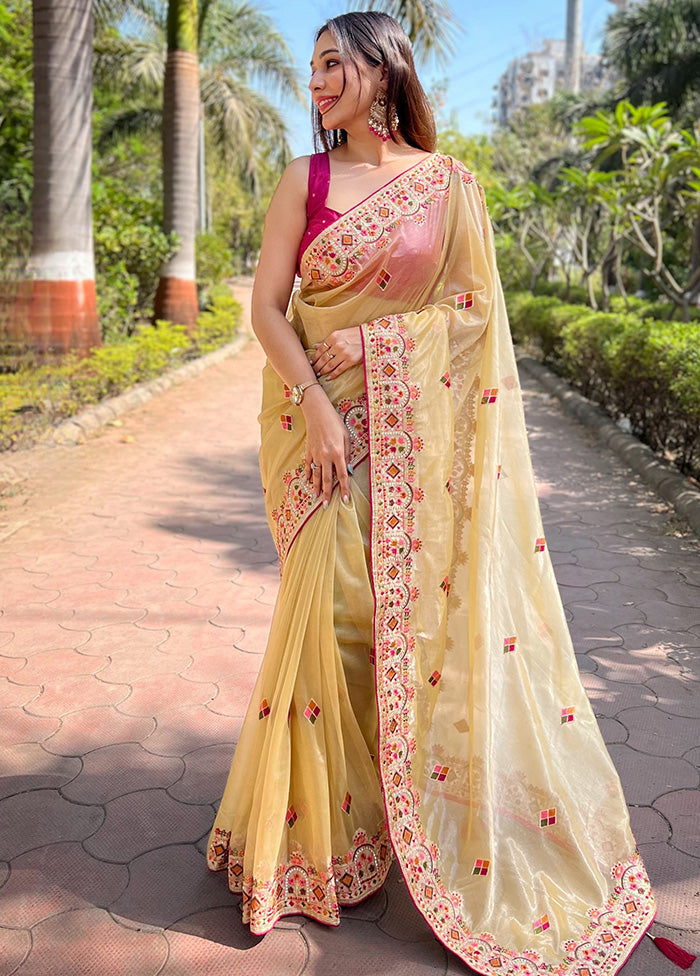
{"left": 362, "top": 313, "right": 655, "bottom": 976}
{"left": 208, "top": 823, "right": 392, "bottom": 933}
{"left": 271, "top": 393, "right": 369, "bottom": 568}
{"left": 300, "top": 154, "right": 453, "bottom": 286}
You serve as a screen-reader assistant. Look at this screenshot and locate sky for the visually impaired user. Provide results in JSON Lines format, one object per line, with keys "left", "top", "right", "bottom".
{"left": 261, "top": 0, "right": 616, "bottom": 157}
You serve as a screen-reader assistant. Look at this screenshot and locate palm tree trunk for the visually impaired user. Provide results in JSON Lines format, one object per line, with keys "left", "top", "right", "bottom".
{"left": 20, "top": 0, "right": 99, "bottom": 354}
{"left": 154, "top": 0, "right": 200, "bottom": 326}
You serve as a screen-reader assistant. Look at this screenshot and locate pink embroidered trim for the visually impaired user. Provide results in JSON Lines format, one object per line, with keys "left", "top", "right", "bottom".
{"left": 301, "top": 155, "right": 458, "bottom": 286}
{"left": 208, "top": 824, "right": 392, "bottom": 934}
{"left": 271, "top": 393, "right": 370, "bottom": 567}
{"left": 362, "top": 312, "right": 655, "bottom": 975}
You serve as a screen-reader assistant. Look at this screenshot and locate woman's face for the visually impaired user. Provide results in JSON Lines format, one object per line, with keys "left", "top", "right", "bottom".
{"left": 309, "top": 29, "right": 383, "bottom": 132}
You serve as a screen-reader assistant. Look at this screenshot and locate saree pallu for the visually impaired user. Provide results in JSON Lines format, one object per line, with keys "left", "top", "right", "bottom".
{"left": 208, "top": 153, "right": 655, "bottom": 975}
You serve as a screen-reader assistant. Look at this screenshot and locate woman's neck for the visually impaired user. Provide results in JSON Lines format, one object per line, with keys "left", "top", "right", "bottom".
{"left": 334, "top": 124, "right": 425, "bottom": 167}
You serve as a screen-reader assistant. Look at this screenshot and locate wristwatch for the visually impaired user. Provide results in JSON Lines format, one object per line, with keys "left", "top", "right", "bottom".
{"left": 289, "top": 380, "right": 319, "bottom": 405}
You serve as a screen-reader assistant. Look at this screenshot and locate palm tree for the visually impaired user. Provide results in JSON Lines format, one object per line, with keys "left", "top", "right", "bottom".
{"left": 603, "top": 0, "right": 700, "bottom": 117}
{"left": 358, "top": 0, "right": 457, "bottom": 64}
{"left": 22, "top": 0, "right": 101, "bottom": 354}
{"left": 97, "top": 1, "right": 300, "bottom": 196}
{"left": 153, "top": 0, "right": 200, "bottom": 325}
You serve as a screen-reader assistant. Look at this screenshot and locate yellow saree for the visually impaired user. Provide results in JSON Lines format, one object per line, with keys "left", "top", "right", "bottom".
{"left": 208, "top": 153, "right": 655, "bottom": 975}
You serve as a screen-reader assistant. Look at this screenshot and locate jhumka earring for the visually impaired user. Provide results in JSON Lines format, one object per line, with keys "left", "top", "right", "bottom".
{"left": 368, "top": 91, "right": 399, "bottom": 141}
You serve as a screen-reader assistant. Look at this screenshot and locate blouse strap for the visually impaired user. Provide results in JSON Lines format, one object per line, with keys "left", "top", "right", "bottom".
{"left": 306, "top": 152, "right": 331, "bottom": 218}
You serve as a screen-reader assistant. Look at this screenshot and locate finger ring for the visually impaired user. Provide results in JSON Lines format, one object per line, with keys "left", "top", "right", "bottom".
{"left": 329, "top": 353, "right": 335, "bottom": 359}
{"left": 310, "top": 462, "right": 320, "bottom": 469}
{"left": 321, "top": 341, "right": 330, "bottom": 351}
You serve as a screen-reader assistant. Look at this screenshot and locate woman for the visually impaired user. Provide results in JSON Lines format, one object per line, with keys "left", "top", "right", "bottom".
{"left": 208, "top": 12, "right": 655, "bottom": 974}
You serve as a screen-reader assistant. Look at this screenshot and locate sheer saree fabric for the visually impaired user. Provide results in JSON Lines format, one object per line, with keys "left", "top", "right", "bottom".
{"left": 207, "top": 154, "right": 655, "bottom": 975}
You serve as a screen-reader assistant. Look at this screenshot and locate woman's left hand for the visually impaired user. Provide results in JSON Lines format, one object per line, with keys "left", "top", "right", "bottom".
{"left": 309, "top": 327, "right": 363, "bottom": 380}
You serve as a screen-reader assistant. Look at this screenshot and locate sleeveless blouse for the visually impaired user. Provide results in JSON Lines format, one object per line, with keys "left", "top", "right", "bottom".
{"left": 297, "top": 152, "right": 342, "bottom": 272}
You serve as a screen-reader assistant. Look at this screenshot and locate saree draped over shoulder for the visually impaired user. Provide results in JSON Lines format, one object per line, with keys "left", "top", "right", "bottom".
{"left": 207, "top": 153, "right": 655, "bottom": 975}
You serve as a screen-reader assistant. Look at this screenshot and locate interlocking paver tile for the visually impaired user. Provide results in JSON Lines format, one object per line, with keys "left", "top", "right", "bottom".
{"left": 636, "top": 599, "right": 700, "bottom": 633}
{"left": 0, "top": 678, "right": 41, "bottom": 708}
{"left": 305, "top": 914, "right": 447, "bottom": 973}
{"left": 685, "top": 746, "right": 700, "bottom": 770}
{"left": 646, "top": 675, "right": 700, "bottom": 718}
{"left": 141, "top": 705, "right": 239, "bottom": 757}
{"left": 118, "top": 672, "right": 217, "bottom": 718}
{"left": 596, "top": 716, "right": 628, "bottom": 743}
{"left": 0, "top": 842, "right": 129, "bottom": 928}
{"left": 589, "top": 645, "right": 680, "bottom": 685}
{"left": 98, "top": 648, "right": 192, "bottom": 685}
{"left": 0, "top": 707, "right": 60, "bottom": 748}
{"left": 155, "top": 622, "right": 242, "bottom": 657}
{"left": 653, "top": 790, "right": 700, "bottom": 857}
{"left": 3, "top": 608, "right": 88, "bottom": 656}
{"left": 579, "top": 674, "right": 657, "bottom": 716}
{"left": 184, "top": 645, "right": 249, "bottom": 683}
{"left": 14, "top": 908, "right": 168, "bottom": 976}
{"left": 567, "top": 601, "right": 646, "bottom": 635}
{"left": 83, "top": 789, "right": 212, "bottom": 863}
{"left": 164, "top": 911, "right": 306, "bottom": 975}
{"left": 25, "top": 674, "right": 129, "bottom": 717}
{"left": 61, "top": 743, "right": 183, "bottom": 804}
{"left": 0, "top": 927, "right": 30, "bottom": 976}
{"left": 606, "top": 745, "right": 699, "bottom": 804}
{"left": 168, "top": 744, "right": 242, "bottom": 805}
{"left": 0, "top": 743, "right": 81, "bottom": 800}
{"left": 42, "top": 705, "right": 155, "bottom": 756}
{"left": 637, "top": 842, "right": 700, "bottom": 929}
{"left": 0, "top": 791, "right": 103, "bottom": 860}
{"left": 617, "top": 706, "right": 700, "bottom": 756}
{"left": 15, "top": 647, "right": 110, "bottom": 683}
{"left": 77, "top": 621, "right": 167, "bottom": 659}
{"left": 629, "top": 806, "right": 672, "bottom": 845}
{"left": 208, "top": 672, "right": 259, "bottom": 717}
{"left": 0, "top": 654, "right": 25, "bottom": 677}
{"left": 109, "top": 845, "right": 229, "bottom": 927}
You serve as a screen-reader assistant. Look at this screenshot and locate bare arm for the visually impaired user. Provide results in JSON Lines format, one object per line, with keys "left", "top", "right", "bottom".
{"left": 251, "top": 157, "right": 351, "bottom": 506}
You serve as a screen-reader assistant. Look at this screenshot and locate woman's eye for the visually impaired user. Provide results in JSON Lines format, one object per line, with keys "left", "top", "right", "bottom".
{"left": 326, "top": 59, "right": 340, "bottom": 68}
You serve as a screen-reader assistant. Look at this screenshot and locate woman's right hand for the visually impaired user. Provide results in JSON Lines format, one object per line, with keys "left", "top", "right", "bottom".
{"left": 302, "top": 388, "right": 351, "bottom": 507}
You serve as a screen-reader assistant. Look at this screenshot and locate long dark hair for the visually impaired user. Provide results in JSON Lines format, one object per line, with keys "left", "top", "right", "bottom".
{"left": 312, "top": 11, "right": 436, "bottom": 153}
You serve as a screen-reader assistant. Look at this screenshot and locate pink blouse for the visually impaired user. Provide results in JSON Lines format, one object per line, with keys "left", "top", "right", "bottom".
{"left": 297, "top": 152, "right": 342, "bottom": 273}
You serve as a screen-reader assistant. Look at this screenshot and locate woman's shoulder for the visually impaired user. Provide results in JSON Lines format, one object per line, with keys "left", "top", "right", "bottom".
{"left": 433, "top": 152, "right": 480, "bottom": 188}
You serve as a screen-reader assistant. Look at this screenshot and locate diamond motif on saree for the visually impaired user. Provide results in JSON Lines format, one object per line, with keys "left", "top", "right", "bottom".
{"left": 540, "top": 808, "right": 556, "bottom": 827}
{"left": 377, "top": 268, "right": 392, "bottom": 290}
{"left": 473, "top": 859, "right": 490, "bottom": 876}
{"left": 534, "top": 915, "right": 550, "bottom": 934}
{"left": 535, "top": 537, "right": 546, "bottom": 552}
{"left": 428, "top": 670, "right": 441, "bottom": 686}
{"left": 503, "top": 636, "right": 516, "bottom": 653}
{"left": 342, "top": 792, "right": 352, "bottom": 814}
{"left": 431, "top": 765, "right": 449, "bottom": 782}
{"left": 304, "top": 699, "right": 320, "bottom": 724}
{"left": 456, "top": 292, "right": 474, "bottom": 310}
{"left": 562, "top": 706, "right": 575, "bottom": 723}
{"left": 286, "top": 806, "right": 297, "bottom": 828}
{"left": 258, "top": 698, "right": 270, "bottom": 719}
{"left": 481, "top": 388, "right": 498, "bottom": 404}
{"left": 280, "top": 414, "right": 293, "bottom": 430}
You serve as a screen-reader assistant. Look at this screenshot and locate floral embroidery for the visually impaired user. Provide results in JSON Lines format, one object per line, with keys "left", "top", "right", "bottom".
{"left": 271, "top": 393, "right": 369, "bottom": 567}
{"left": 362, "top": 313, "right": 654, "bottom": 974}
{"left": 301, "top": 156, "right": 452, "bottom": 285}
{"left": 208, "top": 824, "right": 392, "bottom": 933}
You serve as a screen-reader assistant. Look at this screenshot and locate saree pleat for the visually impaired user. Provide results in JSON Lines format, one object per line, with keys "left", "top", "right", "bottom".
{"left": 208, "top": 153, "right": 655, "bottom": 974}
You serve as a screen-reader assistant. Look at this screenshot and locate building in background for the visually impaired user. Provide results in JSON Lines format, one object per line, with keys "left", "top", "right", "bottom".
{"left": 494, "top": 0, "right": 634, "bottom": 127}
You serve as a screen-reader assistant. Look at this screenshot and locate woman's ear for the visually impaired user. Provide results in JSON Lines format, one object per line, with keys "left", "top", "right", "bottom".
{"left": 380, "top": 62, "right": 389, "bottom": 83}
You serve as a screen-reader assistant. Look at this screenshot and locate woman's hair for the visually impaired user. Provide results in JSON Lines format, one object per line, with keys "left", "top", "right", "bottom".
{"left": 312, "top": 11, "right": 436, "bottom": 153}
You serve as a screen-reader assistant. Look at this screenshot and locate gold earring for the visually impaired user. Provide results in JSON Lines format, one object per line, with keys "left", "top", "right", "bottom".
{"left": 368, "top": 92, "right": 398, "bottom": 141}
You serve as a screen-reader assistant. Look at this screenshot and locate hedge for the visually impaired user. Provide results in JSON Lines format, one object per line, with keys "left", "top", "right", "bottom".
{"left": 507, "top": 291, "right": 700, "bottom": 478}
{"left": 0, "top": 291, "right": 242, "bottom": 452}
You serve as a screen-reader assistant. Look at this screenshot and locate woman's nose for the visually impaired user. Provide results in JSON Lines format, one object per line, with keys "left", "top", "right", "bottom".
{"left": 309, "top": 69, "right": 322, "bottom": 92}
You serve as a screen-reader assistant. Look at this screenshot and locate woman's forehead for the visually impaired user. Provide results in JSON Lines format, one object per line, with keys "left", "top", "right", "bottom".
{"left": 311, "top": 30, "right": 338, "bottom": 62}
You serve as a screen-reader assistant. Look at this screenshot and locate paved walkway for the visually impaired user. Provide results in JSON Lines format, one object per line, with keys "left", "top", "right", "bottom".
{"left": 0, "top": 310, "right": 698, "bottom": 975}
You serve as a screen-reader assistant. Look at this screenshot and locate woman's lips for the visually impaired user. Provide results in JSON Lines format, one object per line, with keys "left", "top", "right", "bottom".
{"left": 316, "top": 96, "right": 338, "bottom": 114}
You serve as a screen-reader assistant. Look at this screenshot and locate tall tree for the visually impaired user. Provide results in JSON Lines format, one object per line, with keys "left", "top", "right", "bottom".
{"left": 154, "top": 0, "right": 200, "bottom": 325}
{"left": 21, "top": 0, "right": 100, "bottom": 354}
{"left": 603, "top": 0, "right": 700, "bottom": 117}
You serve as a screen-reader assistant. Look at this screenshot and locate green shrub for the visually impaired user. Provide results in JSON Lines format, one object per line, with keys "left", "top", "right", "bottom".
{"left": 0, "top": 293, "right": 242, "bottom": 451}
{"left": 196, "top": 232, "right": 235, "bottom": 299}
{"left": 506, "top": 290, "right": 700, "bottom": 477}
